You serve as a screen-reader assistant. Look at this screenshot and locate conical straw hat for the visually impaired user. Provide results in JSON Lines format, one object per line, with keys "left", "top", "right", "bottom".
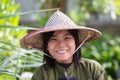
{"left": 20, "top": 10, "right": 102, "bottom": 50}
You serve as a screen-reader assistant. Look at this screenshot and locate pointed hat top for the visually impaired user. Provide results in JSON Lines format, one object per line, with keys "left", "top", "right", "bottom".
{"left": 44, "top": 10, "right": 76, "bottom": 28}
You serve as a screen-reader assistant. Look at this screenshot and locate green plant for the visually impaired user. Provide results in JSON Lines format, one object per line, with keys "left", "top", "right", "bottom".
{"left": 0, "top": 0, "right": 26, "bottom": 79}
{"left": 82, "top": 32, "right": 120, "bottom": 79}
{"left": 69, "top": 0, "right": 120, "bottom": 25}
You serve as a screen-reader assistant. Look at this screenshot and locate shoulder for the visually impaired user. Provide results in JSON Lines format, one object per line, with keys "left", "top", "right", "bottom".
{"left": 80, "top": 58, "right": 105, "bottom": 73}
{"left": 31, "top": 64, "right": 52, "bottom": 80}
{"left": 35, "top": 63, "right": 51, "bottom": 72}
{"left": 80, "top": 58, "right": 107, "bottom": 79}
{"left": 80, "top": 58, "right": 103, "bottom": 68}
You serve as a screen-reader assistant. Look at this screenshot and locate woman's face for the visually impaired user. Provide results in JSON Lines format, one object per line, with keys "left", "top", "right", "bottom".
{"left": 47, "top": 30, "right": 76, "bottom": 64}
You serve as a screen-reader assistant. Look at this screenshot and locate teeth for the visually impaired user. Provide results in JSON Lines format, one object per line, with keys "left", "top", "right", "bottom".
{"left": 56, "top": 50, "right": 68, "bottom": 54}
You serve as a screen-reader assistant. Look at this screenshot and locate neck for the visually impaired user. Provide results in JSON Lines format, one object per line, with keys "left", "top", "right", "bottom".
{"left": 57, "top": 62, "right": 72, "bottom": 69}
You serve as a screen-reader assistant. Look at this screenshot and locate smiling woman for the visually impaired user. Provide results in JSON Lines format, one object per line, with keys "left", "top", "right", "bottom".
{"left": 20, "top": 10, "right": 107, "bottom": 80}
{"left": 43, "top": 30, "right": 80, "bottom": 67}
{"left": 47, "top": 30, "right": 76, "bottom": 63}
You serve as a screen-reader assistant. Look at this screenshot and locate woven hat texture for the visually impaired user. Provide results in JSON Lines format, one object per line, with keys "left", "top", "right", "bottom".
{"left": 20, "top": 11, "right": 101, "bottom": 50}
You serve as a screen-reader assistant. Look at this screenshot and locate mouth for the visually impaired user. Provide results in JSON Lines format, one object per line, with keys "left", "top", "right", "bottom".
{"left": 56, "top": 49, "right": 68, "bottom": 54}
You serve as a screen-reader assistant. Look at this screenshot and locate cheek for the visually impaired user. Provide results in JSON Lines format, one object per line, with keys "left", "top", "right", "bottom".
{"left": 69, "top": 40, "right": 76, "bottom": 49}
{"left": 71, "top": 43, "right": 76, "bottom": 51}
{"left": 47, "top": 42, "right": 55, "bottom": 52}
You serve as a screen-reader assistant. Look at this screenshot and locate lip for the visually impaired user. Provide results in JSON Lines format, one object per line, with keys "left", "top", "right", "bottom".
{"left": 56, "top": 49, "right": 68, "bottom": 54}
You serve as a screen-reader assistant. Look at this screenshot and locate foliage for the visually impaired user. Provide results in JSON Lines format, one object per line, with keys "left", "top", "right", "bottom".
{"left": 0, "top": 0, "right": 27, "bottom": 79}
{"left": 115, "top": 0, "right": 120, "bottom": 15}
{"left": 0, "top": 0, "right": 120, "bottom": 80}
{"left": 69, "top": 0, "right": 120, "bottom": 25}
{"left": 0, "top": 0, "right": 19, "bottom": 25}
{"left": 0, "top": 74, "right": 14, "bottom": 80}
{"left": 82, "top": 32, "right": 120, "bottom": 79}
{"left": 0, "top": 41, "right": 43, "bottom": 79}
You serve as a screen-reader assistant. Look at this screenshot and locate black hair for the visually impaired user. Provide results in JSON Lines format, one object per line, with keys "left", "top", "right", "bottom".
{"left": 42, "top": 30, "right": 82, "bottom": 67}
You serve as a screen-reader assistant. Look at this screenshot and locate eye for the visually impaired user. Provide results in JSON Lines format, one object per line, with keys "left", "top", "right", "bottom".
{"left": 49, "top": 37, "right": 57, "bottom": 41}
{"left": 65, "top": 36, "right": 73, "bottom": 40}
{"left": 65, "top": 37, "right": 70, "bottom": 39}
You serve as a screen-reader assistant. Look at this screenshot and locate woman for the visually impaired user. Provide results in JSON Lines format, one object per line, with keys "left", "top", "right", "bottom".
{"left": 20, "top": 11, "right": 107, "bottom": 80}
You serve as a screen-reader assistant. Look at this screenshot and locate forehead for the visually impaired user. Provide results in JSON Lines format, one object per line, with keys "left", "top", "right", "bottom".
{"left": 53, "top": 30, "right": 71, "bottom": 36}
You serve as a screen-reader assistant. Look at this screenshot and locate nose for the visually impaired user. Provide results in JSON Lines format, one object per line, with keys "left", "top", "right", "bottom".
{"left": 57, "top": 40, "right": 66, "bottom": 48}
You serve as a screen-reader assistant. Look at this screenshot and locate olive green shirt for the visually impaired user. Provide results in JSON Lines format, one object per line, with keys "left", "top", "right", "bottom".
{"left": 31, "top": 58, "right": 107, "bottom": 80}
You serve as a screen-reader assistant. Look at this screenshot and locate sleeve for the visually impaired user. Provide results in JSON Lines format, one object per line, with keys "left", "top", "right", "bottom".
{"left": 31, "top": 67, "right": 43, "bottom": 80}
{"left": 97, "top": 70, "right": 107, "bottom": 80}
{"left": 90, "top": 60, "right": 107, "bottom": 80}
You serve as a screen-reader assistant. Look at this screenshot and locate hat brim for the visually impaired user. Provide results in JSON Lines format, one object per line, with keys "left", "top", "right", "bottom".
{"left": 20, "top": 26, "right": 101, "bottom": 50}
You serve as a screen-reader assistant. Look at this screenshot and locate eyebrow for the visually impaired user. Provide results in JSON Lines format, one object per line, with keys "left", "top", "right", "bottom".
{"left": 52, "top": 33, "right": 72, "bottom": 38}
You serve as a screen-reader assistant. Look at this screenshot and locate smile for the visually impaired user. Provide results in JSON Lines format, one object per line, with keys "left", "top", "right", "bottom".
{"left": 56, "top": 49, "right": 68, "bottom": 54}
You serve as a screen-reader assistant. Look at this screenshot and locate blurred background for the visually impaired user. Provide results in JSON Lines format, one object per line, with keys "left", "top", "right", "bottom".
{"left": 0, "top": 0, "right": 120, "bottom": 80}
